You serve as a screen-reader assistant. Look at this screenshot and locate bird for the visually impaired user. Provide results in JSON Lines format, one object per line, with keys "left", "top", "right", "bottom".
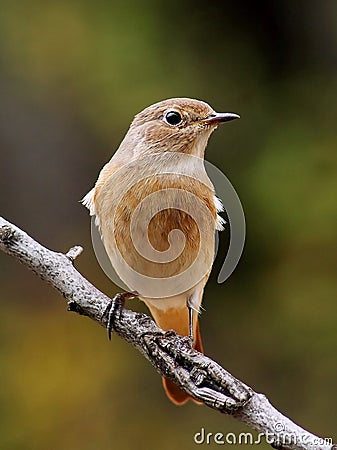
{"left": 82, "top": 98, "right": 239, "bottom": 404}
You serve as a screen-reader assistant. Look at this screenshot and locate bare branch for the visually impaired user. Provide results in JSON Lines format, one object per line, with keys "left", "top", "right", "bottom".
{"left": 0, "top": 216, "right": 334, "bottom": 450}
{"left": 66, "top": 245, "right": 83, "bottom": 261}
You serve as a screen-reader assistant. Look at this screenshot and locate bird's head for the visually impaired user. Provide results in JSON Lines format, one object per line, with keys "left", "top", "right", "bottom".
{"left": 118, "top": 98, "right": 239, "bottom": 159}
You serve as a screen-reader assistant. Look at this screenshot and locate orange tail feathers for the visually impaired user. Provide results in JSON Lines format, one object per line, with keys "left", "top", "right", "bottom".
{"left": 162, "top": 320, "right": 203, "bottom": 405}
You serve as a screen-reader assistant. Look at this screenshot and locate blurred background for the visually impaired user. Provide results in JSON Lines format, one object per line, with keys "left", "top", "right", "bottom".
{"left": 0, "top": 1, "right": 336, "bottom": 449}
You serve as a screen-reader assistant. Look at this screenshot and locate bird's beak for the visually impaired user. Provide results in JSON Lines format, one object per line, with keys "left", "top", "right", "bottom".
{"left": 202, "top": 112, "right": 240, "bottom": 125}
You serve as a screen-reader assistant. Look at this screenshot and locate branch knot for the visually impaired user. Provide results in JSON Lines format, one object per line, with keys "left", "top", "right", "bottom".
{"left": 0, "top": 225, "right": 16, "bottom": 244}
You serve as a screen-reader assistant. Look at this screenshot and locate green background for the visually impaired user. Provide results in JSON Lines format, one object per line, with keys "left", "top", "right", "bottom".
{"left": 0, "top": 1, "right": 336, "bottom": 449}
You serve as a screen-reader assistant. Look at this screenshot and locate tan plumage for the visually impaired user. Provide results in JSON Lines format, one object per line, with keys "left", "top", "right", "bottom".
{"left": 82, "top": 98, "right": 239, "bottom": 404}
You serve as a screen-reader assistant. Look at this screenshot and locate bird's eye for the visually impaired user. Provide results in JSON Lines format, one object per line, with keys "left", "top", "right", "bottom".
{"left": 164, "top": 111, "right": 182, "bottom": 126}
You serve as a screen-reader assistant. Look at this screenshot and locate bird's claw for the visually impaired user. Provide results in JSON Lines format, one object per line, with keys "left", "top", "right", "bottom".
{"left": 103, "top": 291, "right": 138, "bottom": 340}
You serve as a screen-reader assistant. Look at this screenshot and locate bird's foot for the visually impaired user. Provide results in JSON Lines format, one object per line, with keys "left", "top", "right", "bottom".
{"left": 103, "top": 291, "right": 138, "bottom": 340}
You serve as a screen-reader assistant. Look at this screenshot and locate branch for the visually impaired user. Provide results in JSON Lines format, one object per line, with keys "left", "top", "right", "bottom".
{"left": 0, "top": 216, "right": 334, "bottom": 450}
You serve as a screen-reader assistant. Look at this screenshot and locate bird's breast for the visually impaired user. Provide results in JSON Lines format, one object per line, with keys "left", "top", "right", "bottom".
{"left": 95, "top": 163, "right": 218, "bottom": 296}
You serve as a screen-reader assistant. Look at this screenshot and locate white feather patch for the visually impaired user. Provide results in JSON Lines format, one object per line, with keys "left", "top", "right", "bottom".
{"left": 81, "top": 188, "right": 96, "bottom": 216}
{"left": 214, "top": 195, "right": 226, "bottom": 231}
